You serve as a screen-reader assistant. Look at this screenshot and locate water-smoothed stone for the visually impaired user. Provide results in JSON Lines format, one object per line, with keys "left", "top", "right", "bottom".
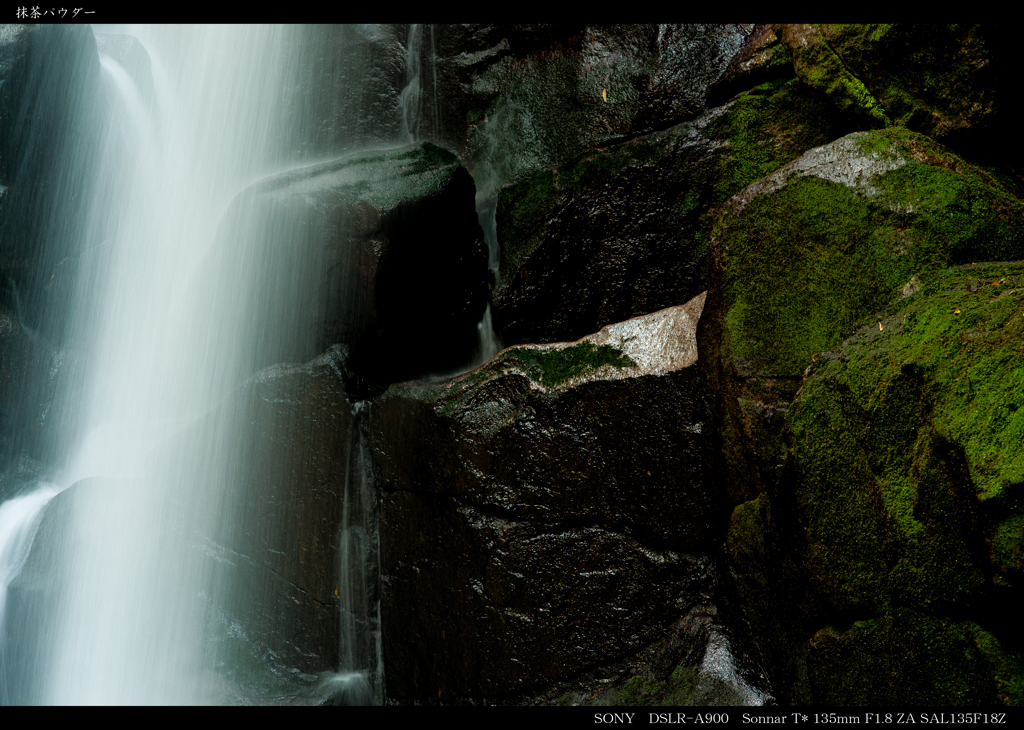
{"left": 205, "top": 142, "right": 488, "bottom": 390}
{"left": 278, "top": 24, "right": 408, "bottom": 159}
{"left": 371, "top": 292, "right": 729, "bottom": 700}
{"left": 194, "top": 345, "right": 362, "bottom": 678}
{"left": 492, "top": 77, "right": 849, "bottom": 346}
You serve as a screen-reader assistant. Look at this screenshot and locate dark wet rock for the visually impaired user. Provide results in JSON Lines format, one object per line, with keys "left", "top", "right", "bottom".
{"left": 583, "top": 604, "right": 772, "bottom": 706}
{"left": 205, "top": 142, "right": 488, "bottom": 391}
{"left": 181, "top": 345, "right": 360, "bottom": 677}
{"left": 0, "top": 24, "right": 102, "bottom": 341}
{"left": 371, "top": 293, "right": 728, "bottom": 700}
{"left": 707, "top": 25, "right": 794, "bottom": 107}
{"left": 493, "top": 77, "right": 849, "bottom": 346}
{"left": 431, "top": 24, "right": 758, "bottom": 187}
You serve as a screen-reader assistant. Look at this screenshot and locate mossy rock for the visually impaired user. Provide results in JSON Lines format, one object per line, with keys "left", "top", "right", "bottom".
{"left": 779, "top": 24, "right": 999, "bottom": 146}
{"left": 717, "top": 128, "right": 1024, "bottom": 381}
{"left": 778, "top": 24, "right": 889, "bottom": 130}
{"left": 493, "top": 77, "right": 848, "bottom": 345}
{"left": 808, "top": 608, "right": 1022, "bottom": 705}
{"left": 790, "top": 263, "right": 1024, "bottom": 604}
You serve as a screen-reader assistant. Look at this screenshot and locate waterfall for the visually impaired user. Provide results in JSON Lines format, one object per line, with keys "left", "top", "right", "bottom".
{"left": 0, "top": 25, "right": 346, "bottom": 704}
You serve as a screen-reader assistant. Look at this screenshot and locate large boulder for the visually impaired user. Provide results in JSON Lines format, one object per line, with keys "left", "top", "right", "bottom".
{"left": 370, "top": 292, "right": 735, "bottom": 701}
{"left": 492, "top": 76, "right": 850, "bottom": 347}
{"left": 204, "top": 142, "right": 488, "bottom": 391}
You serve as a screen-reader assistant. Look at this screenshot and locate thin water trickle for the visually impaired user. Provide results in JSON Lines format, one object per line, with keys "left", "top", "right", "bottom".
{"left": 400, "top": 24, "right": 424, "bottom": 143}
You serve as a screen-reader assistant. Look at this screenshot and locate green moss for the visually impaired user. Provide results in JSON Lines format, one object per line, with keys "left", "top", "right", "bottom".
{"left": 723, "top": 175, "right": 894, "bottom": 376}
{"left": 709, "top": 78, "right": 847, "bottom": 204}
{"left": 808, "top": 609, "right": 1008, "bottom": 705}
{"left": 384, "top": 341, "right": 636, "bottom": 425}
{"left": 819, "top": 24, "right": 995, "bottom": 143}
{"left": 789, "top": 264, "right": 1024, "bottom": 607}
{"left": 495, "top": 77, "right": 849, "bottom": 286}
{"left": 726, "top": 493, "right": 770, "bottom": 566}
{"left": 992, "top": 512, "right": 1024, "bottom": 576}
{"left": 787, "top": 25, "right": 890, "bottom": 129}
{"left": 501, "top": 341, "right": 636, "bottom": 389}
{"left": 720, "top": 130, "right": 1024, "bottom": 380}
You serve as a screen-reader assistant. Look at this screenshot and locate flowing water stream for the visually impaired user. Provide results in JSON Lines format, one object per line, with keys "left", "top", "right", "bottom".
{"left": 0, "top": 24, "right": 371, "bottom": 705}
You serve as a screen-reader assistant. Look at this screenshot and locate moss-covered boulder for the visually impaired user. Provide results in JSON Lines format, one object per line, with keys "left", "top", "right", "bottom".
{"left": 707, "top": 127, "right": 1024, "bottom": 505}
{"left": 493, "top": 77, "right": 849, "bottom": 347}
{"left": 371, "top": 293, "right": 726, "bottom": 701}
{"left": 808, "top": 609, "right": 1022, "bottom": 705}
{"left": 204, "top": 142, "right": 487, "bottom": 390}
{"left": 791, "top": 263, "right": 1024, "bottom": 603}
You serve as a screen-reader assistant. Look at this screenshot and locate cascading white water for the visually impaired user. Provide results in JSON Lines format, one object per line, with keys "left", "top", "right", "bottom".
{"left": 12, "top": 25, "right": 303, "bottom": 704}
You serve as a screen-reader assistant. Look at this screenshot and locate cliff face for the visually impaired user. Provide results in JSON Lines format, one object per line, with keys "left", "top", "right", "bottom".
{"left": 2, "top": 23, "right": 1021, "bottom": 706}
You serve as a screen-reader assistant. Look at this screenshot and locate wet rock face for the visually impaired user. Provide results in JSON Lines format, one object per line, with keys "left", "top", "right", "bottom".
{"left": 431, "top": 24, "right": 757, "bottom": 187}
{"left": 371, "top": 293, "right": 729, "bottom": 700}
{"left": 206, "top": 142, "right": 488, "bottom": 390}
{"left": 0, "top": 310, "right": 56, "bottom": 475}
{"left": 279, "top": 25, "right": 408, "bottom": 159}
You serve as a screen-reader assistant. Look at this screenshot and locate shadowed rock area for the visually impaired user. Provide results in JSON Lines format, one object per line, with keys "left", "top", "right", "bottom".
{"left": 205, "top": 142, "right": 489, "bottom": 390}
{"left": 370, "top": 292, "right": 768, "bottom": 702}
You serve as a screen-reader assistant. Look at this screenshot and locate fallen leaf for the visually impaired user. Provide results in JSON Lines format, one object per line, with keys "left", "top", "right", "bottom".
{"left": 602, "top": 88, "right": 607, "bottom": 102}
{"left": 954, "top": 309, "right": 961, "bottom": 314}
{"left": 879, "top": 322, "right": 883, "bottom": 331}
